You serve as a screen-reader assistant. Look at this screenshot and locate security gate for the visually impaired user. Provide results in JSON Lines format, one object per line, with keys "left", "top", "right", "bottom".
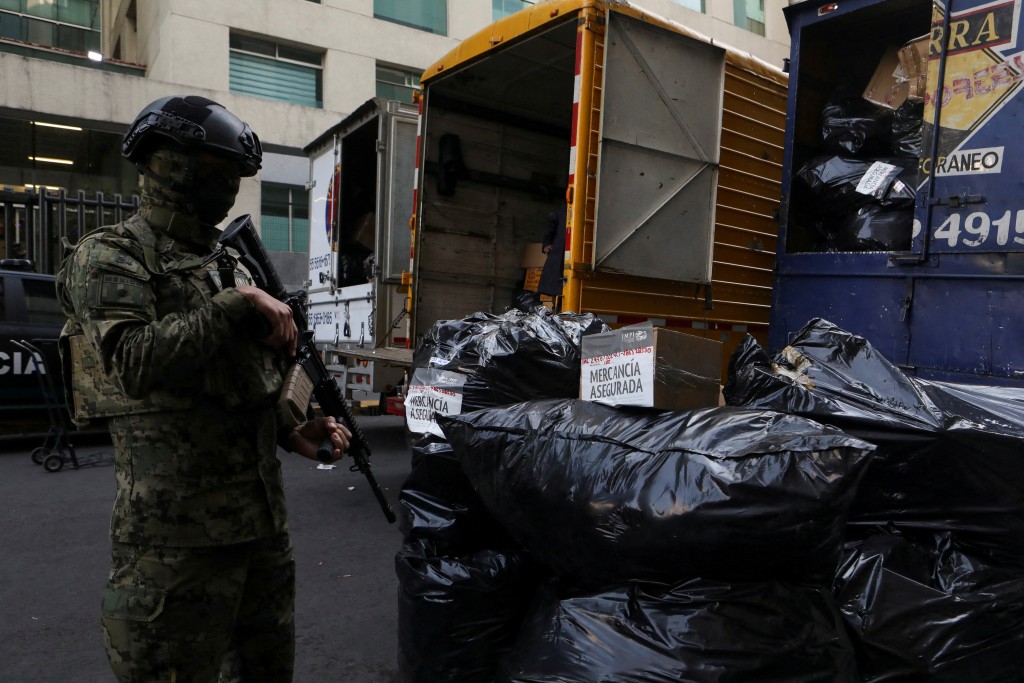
{"left": 1, "top": 188, "right": 138, "bottom": 275}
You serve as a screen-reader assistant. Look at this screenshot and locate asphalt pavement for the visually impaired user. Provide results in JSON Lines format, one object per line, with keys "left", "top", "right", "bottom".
{"left": 0, "top": 416, "right": 411, "bottom": 683}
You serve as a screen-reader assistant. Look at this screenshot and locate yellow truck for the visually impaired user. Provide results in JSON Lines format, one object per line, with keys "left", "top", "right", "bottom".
{"left": 407, "top": 0, "right": 788, "bottom": 379}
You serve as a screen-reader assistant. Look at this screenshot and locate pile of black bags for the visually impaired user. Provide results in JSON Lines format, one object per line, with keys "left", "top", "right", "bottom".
{"left": 441, "top": 399, "right": 873, "bottom": 682}
{"left": 725, "top": 318, "right": 1024, "bottom": 681}
{"left": 445, "top": 400, "right": 874, "bottom": 589}
{"left": 495, "top": 578, "right": 856, "bottom": 682}
{"left": 395, "top": 296, "right": 607, "bottom": 682}
{"left": 397, "top": 308, "right": 1024, "bottom": 681}
{"left": 793, "top": 90, "right": 923, "bottom": 251}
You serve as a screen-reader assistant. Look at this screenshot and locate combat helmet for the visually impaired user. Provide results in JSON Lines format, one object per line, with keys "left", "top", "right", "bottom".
{"left": 122, "top": 95, "right": 262, "bottom": 177}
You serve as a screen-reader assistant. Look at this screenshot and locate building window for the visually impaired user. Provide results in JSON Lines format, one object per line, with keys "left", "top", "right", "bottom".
{"left": 376, "top": 65, "right": 420, "bottom": 104}
{"left": 0, "top": 116, "right": 137, "bottom": 197}
{"left": 493, "top": 0, "right": 534, "bottom": 20}
{"left": 734, "top": 0, "right": 765, "bottom": 35}
{"left": 0, "top": 0, "right": 101, "bottom": 53}
{"left": 261, "top": 183, "right": 309, "bottom": 252}
{"left": 669, "top": 0, "right": 705, "bottom": 12}
{"left": 229, "top": 34, "right": 323, "bottom": 108}
{"left": 374, "top": 0, "right": 446, "bottom": 36}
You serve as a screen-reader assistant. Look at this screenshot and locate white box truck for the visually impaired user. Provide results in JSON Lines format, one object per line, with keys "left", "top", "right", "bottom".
{"left": 304, "top": 98, "right": 418, "bottom": 408}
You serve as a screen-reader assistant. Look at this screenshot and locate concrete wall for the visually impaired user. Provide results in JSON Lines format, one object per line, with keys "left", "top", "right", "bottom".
{"left": 629, "top": 0, "right": 790, "bottom": 69}
{"left": 133, "top": 0, "right": 464, "bottom": 119}
{"left": 7, "top": 0, "right": 792, "bottom": 243}
{"left": 0, "top": 50, "right": 341, "bottom": 226}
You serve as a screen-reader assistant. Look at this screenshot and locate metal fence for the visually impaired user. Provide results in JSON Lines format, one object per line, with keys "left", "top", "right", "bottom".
{"left": 1, "top": 188, "right": 139, "bottom": 275}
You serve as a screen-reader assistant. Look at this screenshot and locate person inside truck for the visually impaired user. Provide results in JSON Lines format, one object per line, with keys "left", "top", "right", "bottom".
{"left": 337, "top": 187, "right": 375, "bottom": 286}
{"left": 539, "top": 204, "right": 566, "bottom": 303}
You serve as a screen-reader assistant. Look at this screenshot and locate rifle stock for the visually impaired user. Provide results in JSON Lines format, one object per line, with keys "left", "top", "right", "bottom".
{"left": 219, "top": 214, "right": 397, "bottom": 524}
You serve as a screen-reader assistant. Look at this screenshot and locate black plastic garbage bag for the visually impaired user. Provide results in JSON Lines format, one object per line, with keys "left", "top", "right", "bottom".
{"left": 891, "top": 99, "right": 924, "bottom": 158}
{"left": 410, "top": 307, "right": 607, "bottom": 412}
{"left": 400, "top": 308, "right": 607, "bottom": 551}
{"left": 796, "top": 156, "right": 917, "bottom": 217}
{"left": 821, "top": 92, "right": 894, "bottom": 157}
{"left": 398, "top": 445, "right": 514, "bottom": 554}
{"left": 496, "top": 578, "right": 859, "bottom": 683}
{"left": 829, "top": 204, "right": 913, "bottom": 251}
{"left": 403, "top": 306, "right": 606, "bottom": 465}
{"left": 795, "top": 156, "right": 917, "bottom": 251}
{"left": 509, "top": 288, "right": 547, "bottom": 314}
{"left": 724, "top": 319, "right": 1024, "bottom": 569}
{"left": 395, "top": 537, "right": 542, "bottom": 683}
{"left": 835, "top": 530, "right": 1024, "bottom": 682}
{"left": 440, "top": 399, "right": 875, "bottom": 588}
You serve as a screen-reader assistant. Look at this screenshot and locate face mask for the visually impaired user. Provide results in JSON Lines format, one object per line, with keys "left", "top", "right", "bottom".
{"left": 191, "top": 168, "right": 241, "bottom": 225}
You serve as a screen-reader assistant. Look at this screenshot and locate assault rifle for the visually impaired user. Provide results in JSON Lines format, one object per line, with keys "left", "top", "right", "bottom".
{"left": 219, "top": 214, "right": 396, "bottom": 524}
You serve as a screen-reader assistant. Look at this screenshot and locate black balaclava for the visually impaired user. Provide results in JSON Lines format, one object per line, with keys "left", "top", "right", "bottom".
{"left": 139, "top": 147, "right": 242, "bottom": 227}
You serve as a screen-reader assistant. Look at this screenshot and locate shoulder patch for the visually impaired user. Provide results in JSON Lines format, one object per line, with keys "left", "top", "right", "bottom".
{"left": 81, "top": 245, "right": 151, "bottom": 310}
{"left": 95, "top": 249, "right": 148, "bottom": 279}
{"left": 94, "top": 273, "right": 148, "bottom": 309}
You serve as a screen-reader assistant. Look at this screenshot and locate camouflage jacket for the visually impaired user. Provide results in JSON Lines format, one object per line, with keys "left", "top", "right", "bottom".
{"left": 56, "top": 208, "right": 291, "bottom": 547}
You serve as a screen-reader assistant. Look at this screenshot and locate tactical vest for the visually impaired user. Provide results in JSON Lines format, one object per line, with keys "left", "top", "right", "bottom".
{"left": 59, "top": 216, "right": 285, "bottom": 426}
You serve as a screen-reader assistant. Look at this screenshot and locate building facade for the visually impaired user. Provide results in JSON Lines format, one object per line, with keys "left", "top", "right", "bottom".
{"left": 0, "top": 0, "right": 790, "bottom": 282}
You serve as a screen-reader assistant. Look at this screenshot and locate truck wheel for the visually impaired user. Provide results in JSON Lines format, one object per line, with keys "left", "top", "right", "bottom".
{"left": 43, "top": 454, "right": 64, "bottom": 473}
{"left": 31, "top": 447, "right": 49, "bottom": 465}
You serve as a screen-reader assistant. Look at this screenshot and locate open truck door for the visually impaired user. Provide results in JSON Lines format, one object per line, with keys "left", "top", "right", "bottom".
{"left": 304, "top": 98, "right": 418, "bottom": 409}
{"left": 593, "top": 13, "right": 724, "bottom": 284}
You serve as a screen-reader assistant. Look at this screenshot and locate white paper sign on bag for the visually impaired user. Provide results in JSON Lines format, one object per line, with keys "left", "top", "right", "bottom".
{"left": 855, "top": 161, "right": 901, "bottom": 196}
{"left": 404, "top": 368, "right": 467, "bottom": 436}
{"left": 580, "top": 322, "right": 655, "bottom": 407}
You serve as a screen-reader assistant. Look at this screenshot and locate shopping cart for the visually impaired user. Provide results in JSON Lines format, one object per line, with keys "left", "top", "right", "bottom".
{"left": 14, "top": 338, "right": 109, "bottom": 472}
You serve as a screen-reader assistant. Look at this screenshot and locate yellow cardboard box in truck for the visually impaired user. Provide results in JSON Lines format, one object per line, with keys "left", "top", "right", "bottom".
{"left": 407, "top": 0, "right": 788, "bottom": 380}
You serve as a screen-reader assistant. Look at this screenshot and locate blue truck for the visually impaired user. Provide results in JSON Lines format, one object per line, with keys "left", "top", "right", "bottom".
{"left": 771, "top": 0, "right": 1024, "bottom": 385}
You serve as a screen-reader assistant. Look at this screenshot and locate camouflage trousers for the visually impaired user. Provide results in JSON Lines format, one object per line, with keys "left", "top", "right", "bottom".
{"left": 101, "top": 533, "right": 296, "bottom": 683}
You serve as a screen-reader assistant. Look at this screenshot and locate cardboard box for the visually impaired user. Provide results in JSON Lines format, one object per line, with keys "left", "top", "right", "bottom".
{"left": 898, "top": 35, "right": 929, "bottom": 101}
{"left": 580, "top": 323, "right": 722, "bottom": 411}
{"left": 521, "top": 266, "right": 555, "bottom": 307}
{"left": 523, "top": 267, "right": 542, "bottom": 291}
{"left": 521, "top": 243, "right": 555, "bottom": 308}
{"left": 863, "top": 46, "right": 910, "bottom": 109}
{"left": 521, "top": 242, "right": 547, "bottom": 269}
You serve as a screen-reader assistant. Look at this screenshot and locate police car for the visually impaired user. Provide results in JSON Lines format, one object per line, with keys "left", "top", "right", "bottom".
{"left": 0, "top": 259, "right": 66, "bottom": 436}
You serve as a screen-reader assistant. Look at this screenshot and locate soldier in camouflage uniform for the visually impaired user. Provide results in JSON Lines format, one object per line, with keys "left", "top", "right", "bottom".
{"left": 56, "top": 96, "right": 350, "bottom": 683}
